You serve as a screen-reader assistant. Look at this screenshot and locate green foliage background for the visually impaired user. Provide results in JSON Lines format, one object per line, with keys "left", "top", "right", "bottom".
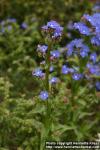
{"left": 0, "top": 0, "right": 100, "bottom": 150}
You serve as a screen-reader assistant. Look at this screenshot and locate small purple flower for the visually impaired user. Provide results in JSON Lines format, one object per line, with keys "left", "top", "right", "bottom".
{"left": 83, "top": 13, "right": 100, "bottom": 28}
{"left": 91, "top": 36, "right": 100, "bottom": 46}
{"left": 49, "top": 77, "right": 58, "bottom": 84}
{"left": 47, "top": 20, "right": 61, "bottom": 29}
{"left": 7, "top": 25, "right": 12, "bottom": 31}
{"left": 67, "top": 21, "right": 74, "bottom": 30}
{"left": 83, "top": 45, "right": 90, "bottom": 52}
{"left": 0, "top": 20, "right": 5, "bottom": 26}
{"left": 37, "top": 45, "right": 48, "bottom": 54}
{"left": 92, "top": 13, "right": 100, "bottom": 25}
{"left": 66, "top": 39, "right": 84, "bottom": 56}
{"left": 41, "top": 20, "right": 63, "bottom": 39}
{"left": 82, "top": 13, "right": 100, "bottom": 34}
{"left": 90, "top": 52, "right": 97, "bottom": 63}
{"left": 66, "top": 43, "right": 74, "bottom": 56}
{"left": 32, "top": 68, "right": 44, "bottom": 78}
{"left": 83, "top": 14, "right": 93, "bottom": 24}
{"left": 66, "top": 39, "right": 89, "bottom": 58}
{"left": 62, "top": 65, "right": 69, "bottom": 74}
{"left": 0, "top": 27, "right": 5, "bottom": 33}
{"left": 41, "top": 25, "right": 48, "bottom": 31}
{"left": 80, "top": 45, "right": 89, "bottom": 58}
{"left": 89, "top": 65, "right": 100, "bottom": 76}
{"left": 51, "top": 25, "right": 63, "bottom": 39}
{"left": 95, "top": 81, "right": 100, "bottom": 91}
{"left": 40, "top": 60, "right": 45, "bottom": 65}
{"left": 52, "top": 29, "right": 62, "bottom": 39}
{"left": 21, "top": 22, "right": 28, "bottom": 29}
{"left": 51, "top": 50, "right": 60, "bottom": 59}
{"left": 72, "top": 73, "right": 83, "bottom": 80}
{"left": 80, "top": 50, "right": 88, "bottom": 58}
{"left": 92, "top": 3, "right": 100, "bottom": 12}
{"left": 39, "top": 91, "right": 49, "bottom": 100}
{"left": 74, "top": 22, "right": 90, "bottom": 35}
{"left": 68, "top": 68, "right": 74, "bottom": 73}
{"left": 7, "top": 18, "right": 16, "bottom": 23}
{"left": 49, "top": 66, "right": 54, "bottom": 72}
{"left": 86, "top": 63, "right": 92, "bottom": 69}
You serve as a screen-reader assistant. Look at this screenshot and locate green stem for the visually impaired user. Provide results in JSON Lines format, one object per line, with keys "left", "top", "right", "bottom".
{"left": 45, "top": 43, "right": 51, "bottom": 91}
{"left": 45, "top": 42, "right": 51, "bottom": 130}
{"left": 40, "top": 42, "right": 52, "bottom": 150}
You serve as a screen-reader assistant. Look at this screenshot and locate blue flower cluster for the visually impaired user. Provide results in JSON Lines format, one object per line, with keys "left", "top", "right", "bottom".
{"left": 0, "top": 18, "right": 28, "bottom": 34}
{"left": 32, "top": 20, "right": 63, "bottom": 100}
{"left": 66, "top": 38, "right": 89, "bottom": 58}
{"left": 32, "top": 68, "right": 44, "bottom": 78}
{"left": 74, "top": 13, "right": 100, "bottom": 46}
{"left": 62, "top": 65, "right": 74, "bottom": 74}
{"left": 74, "top": 22, "right": 90, "bottom": 35}
{"left": 87, "top": 63, "right": 100, "bottom": 76}
{"left": 0, "top": 18, "right": 16, "bottom": 33}
{"left": 37, "top": 45, "right": 48, "bottom": 55}
{"left": 66, "top": 12, "right": 100, "bottom": 90}
{"left": 62, "top": 65, "right": 83, "bottom": 81}
{"left": 42, "top": 20, "right": 63, "bottom": 40}
{"left": 50, "top": 50, "right": 60, "bottom": 59}
{"left": 32, "top": 12, "right": 100, "bottom": 100}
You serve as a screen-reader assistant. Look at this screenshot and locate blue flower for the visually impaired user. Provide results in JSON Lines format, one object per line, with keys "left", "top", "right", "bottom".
{"left": 39, "top": 91, "right": 49, "bottom": 100}
{"left": 41, "top": 25, "right": 48, "bottom": 31}
{"left": 0, "top": 27, "right": 5, "bottom": 33}
{"left": 21, "top": 22, "right": 28, "bottom": 29}
{"left": 62, "top": 65, "right": 69, "bottom": 74}
{"left": 74, "top": 22, "right": 90, "bottom": 35}
{"left": 0, "top": 20, "right": 5, "bottom": 26}
{"left": 51, "top": 50, "right": 60, "bottom": 59}
{"left": 47, "top": 21, "right": 63, "bottom": 39}
{"left": 91, "top": 36, "right": 100, "bottom": 46}
{"left": 7, "top": 18, "right": 16, "bottom": 23}
{"left": 95, "top": 81, "right": 100, "bottom": 91}
{"left": 80, "top": 45, "right": 89, "bottom": 58}
{"left": 42, "top": 20, "right": 63, "bottom": 39}
{"left": 90, "top": 52, "right": 97, "bottom": 63}
{"left": 68, "top": 68, "right": 74, "bottom": 73}
{"left": 52, "top": 28, "right": 62, "bottom": 39}
{"left": 89, "top": 65, "right": 100, "bottom": 76}
{"left": 80, "top": 50, "right": 88, "bottom": 58}
{"left": 49, "top": 66, "right": 54, "bottom": 72}
{"left": 83, "top": 14, "right": 93, "bottom": 24}
{"left": 66, "top": 43, "right": 74, "bottom": 56}
{"left": 67, "top": 21, "right": 74, "bottom": 30}
{"left": 83, "top": 13, "right": 100, "bottom": 27}
{"left": 92, "top": 13, "right": 100, "bottom": 25}
{"left": 83, "top": 13, "right": 100, "bottom": 35}
{"left": 32, "top": 68, "right": 44, "bottom": 78}
{"left": 86, "top": 63, "right": 92, "bottom": 69}
{"left": 72, "top": 73, "right": 83, "bottom": 80}
{"left": 66, "top": 39, "right": 89, "bottom": 58}
{"left": 49, "top": 77, "right": 58, "bottom": 84}
{"left": 92, "top": 3, "right": 100, "bottom": 12}
{"left": 37, "top": 45, "right": 48, "bottom": 54}
{"left": 73, "top": 39, "right": 83, "bottom": 48}
{"left": 47, "top": 20, "right": 61, "bottom": 30}
{"left": 7, "top": 25, "right": 12, "bottom": 31}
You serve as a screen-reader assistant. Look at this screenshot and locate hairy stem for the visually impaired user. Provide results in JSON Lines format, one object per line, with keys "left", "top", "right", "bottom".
{"left": 45, "top": 43, "right": 51, "bottom": 91}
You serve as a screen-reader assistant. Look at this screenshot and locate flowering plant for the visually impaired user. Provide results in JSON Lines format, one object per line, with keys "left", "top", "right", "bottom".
{"left": 32, "top": 12, "right": 100, "bottom": 149}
